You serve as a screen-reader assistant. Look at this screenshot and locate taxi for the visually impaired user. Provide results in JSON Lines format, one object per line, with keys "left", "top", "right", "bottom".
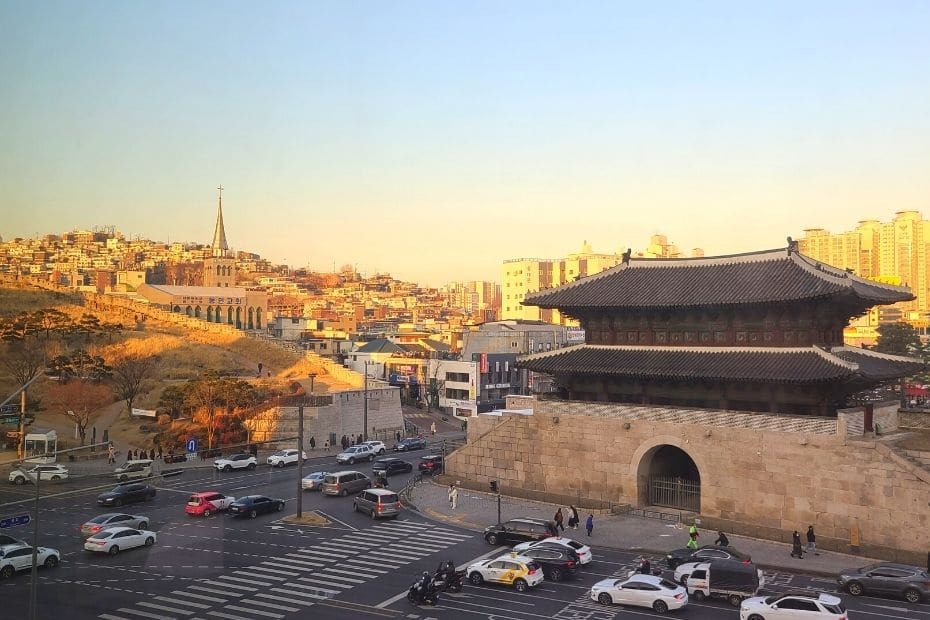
{"left": 184, "top": 491, "right": 236, "bottom": 517}
{"left": 466, "top": 552, "right": 545, "bottom": 592}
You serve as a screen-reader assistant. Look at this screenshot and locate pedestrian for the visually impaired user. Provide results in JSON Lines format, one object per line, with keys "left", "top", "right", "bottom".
{"left": 568, "top": 505, "right": 580, "bottom": 530}
{"left": 323, "top": 439, "right": 329, "bottom": 450}
{"left": 448, "top": 484, "right": 458, "bottom": 510}
{"left": 157, "top": 445, "right": 163, "bottom": 459}
{"left": 714, "top": 531, "right": 730, "bottom": 546}
{"left": 806, "top": 525, "right": 819, "bottom": 555}
{"left": 107, "top": 444, "right": 115, "bottom": 464}
{"left": 688, "top": 521, "right": 700, "bottom": 543}
{"left": 431, "top": 421, "right": 436, "bottom": 435}
{"left": 638, "top": 555, "right": 651, "bottom": 574}
{"left": 585, "top": 514, "right": 594, "bottom": 537}
{"left": 309, "top": 436, "right": 316, "bottom": 450}
{"left": 791, "top": 530, "right": 804, "bottom": 558}
{"left": 396, "top": 430, "right": 401, "bottom": 443}
{"left": 546, "top": 521, "right": 559, "bottom": 537}
{"left": 686, "top": 534, "right": 698, "bottom": 550}
{"left": 554, "top": 507, "right": 565, "bottom": 532}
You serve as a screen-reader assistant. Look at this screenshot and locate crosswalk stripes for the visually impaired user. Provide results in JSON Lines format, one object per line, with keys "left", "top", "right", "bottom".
{"left": 99, "top": 520, "right": 472, "bottom": 620}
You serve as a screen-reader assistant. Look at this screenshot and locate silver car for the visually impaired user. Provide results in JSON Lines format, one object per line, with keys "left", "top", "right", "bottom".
{"left": 80, "top": 513, "right": 150, "bottom": 537}
{"left": 301, "top": 471, "right": 329, "bottom": 491}
{"left": 353, "top": 489, "right": 401, "bottom": 519}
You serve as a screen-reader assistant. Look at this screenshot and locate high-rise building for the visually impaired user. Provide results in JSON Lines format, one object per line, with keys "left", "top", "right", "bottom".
{"left": 798, "top": 211, "right": 930, "bottom": 313}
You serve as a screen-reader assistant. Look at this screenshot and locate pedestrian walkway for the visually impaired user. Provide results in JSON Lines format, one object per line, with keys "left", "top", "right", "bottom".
{"left": 407, "top": 480, "right": 879, "bottom": 578}
{"left": 97, "top": 519, "right": 473, "bottom": 620}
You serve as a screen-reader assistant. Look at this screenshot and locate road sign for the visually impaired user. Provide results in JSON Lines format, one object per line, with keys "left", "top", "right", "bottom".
{"left": 186, "top": 438, "right": 198, "bottom": 454}
{"left": 1, "top": 416, "right": 18, "bottom": 425}
{"left": 0, "top": 514, "right": 30, "bottom": 529}
{"left": 0, "top": 404, "right": 18, "bottom": 414}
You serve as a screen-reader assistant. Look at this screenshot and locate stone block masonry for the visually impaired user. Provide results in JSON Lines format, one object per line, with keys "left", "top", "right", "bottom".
{"left": 446, "top": 397, "right": 930, "bottom": 564}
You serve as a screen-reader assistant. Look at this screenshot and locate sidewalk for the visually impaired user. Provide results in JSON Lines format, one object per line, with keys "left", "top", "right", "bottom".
{"left": 407, "top": 479, "right": 876, "bottom": 578}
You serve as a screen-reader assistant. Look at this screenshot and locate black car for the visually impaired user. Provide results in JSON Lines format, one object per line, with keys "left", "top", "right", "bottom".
{"left": 163, "top": 453, "right": 187, "bottom": 464}
{"left": 372, "top": 457, "right": 413, "bottom": 476}
{"left": 97, "top": 483, "right": 157, "bottom": 507}
{"left": 229, "top": 495, "right": 285, "bottom": 518}
{"left": 418, "top": 455, "right": 443, "bottom": 474}
{"left": 666, "top": 545, "right": 751, "bottom": 569}
{"left": 393, "top": 437, "right": 427, "bottom": 452}
{"left": 838, "top": 562, "right": 930, "bottom": 603}
{"left": 484, "top": 518, "right": 556, "bottom": 546}
{"left": 519, "top": 545, "right": 580, "bottom": 581}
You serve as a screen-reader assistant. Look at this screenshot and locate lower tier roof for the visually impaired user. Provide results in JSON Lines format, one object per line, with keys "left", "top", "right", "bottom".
{"left": 516, "top": 344, "right": 925, "bottom": 384}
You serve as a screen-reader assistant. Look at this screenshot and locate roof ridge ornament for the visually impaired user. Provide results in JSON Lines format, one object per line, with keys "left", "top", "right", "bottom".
{"left": 622, "top": 248, "right": 632, "bottom": 266}
{"left": 786, "top": 236, "right": 798, "bottom": 255}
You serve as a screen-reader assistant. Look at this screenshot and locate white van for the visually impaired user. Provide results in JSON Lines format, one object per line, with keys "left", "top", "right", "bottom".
{"left": 114, "top": 459, "right": 154, "bottom": 481}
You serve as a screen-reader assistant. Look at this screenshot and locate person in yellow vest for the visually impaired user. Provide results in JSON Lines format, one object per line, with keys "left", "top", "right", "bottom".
{"left": 687, "top": 522, "right": 699, "bottom": 549}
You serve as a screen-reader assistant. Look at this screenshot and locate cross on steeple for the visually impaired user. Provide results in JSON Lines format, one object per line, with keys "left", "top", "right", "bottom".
{"left": 212, "top": 184, "right": 229, "bottom": 256}
{"left": 217, "top": 184, "right": 224, "bottom": 202}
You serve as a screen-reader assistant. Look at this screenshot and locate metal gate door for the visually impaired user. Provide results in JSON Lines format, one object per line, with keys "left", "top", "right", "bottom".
{"left": 649, "top": 476, "right": 701, "bottom": 512}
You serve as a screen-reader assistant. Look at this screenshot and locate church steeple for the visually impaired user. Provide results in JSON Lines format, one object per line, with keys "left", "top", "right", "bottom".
{"left": 212, "top": 184, "right": 229, "bottom": 257}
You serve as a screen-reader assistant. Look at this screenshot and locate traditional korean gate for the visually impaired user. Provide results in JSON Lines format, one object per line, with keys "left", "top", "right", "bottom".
{"left": 649, "top": 476, "right": 701, "bottom": 512}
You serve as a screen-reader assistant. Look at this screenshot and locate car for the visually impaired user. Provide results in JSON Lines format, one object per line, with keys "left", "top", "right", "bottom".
{"left": 113, "top": 459, "right": 153, "bottom": 481}
{"left": 185, "top": 492, "right": 236, "bottom": 516}
{"left": 514, "top": 536, "right": 593, "bottom": 565}
{"left": 228, "top": 495, "right": 285, "bottom": 518}
{"left": 0, "top": 544, "right": 60, "bottom": 578}
{"left": 740, "top": 592, "right": 847, "bottom": 620}
{"left": 362, "top": 440, "right": 386, "bottom": 455}
{"left": 80, "top": 513, "right": 150, "bottom": 537}
{"left": 838, "top": 561, "right": 930, "bottom": 603}
{"left": 321, "top": 471, "right": 371, "bottom": 496}
{"left": 393, "top": 437, "right": 427, "bottom": 452}
{"left": 466, "top": 552, "right": 545, "bottom": 592}
{"left": 301, "top": 471, "right": 330, "bottom": 491}
{"left": 214, "top": 454, "right": 257, "bottom": 472}
{"left": 84, "top": 527, "right": 156, "bottom": 555}
{"left": 336, "top": 445, "right": 376, "bottom": 465}
{"left": 97, "top": 483, "right": 157, "bottom": 507}
{"left": 417, "top": 454, "right": 443, "bottom": 474}
{"left": 266, "top": 449, "right": 307, "bottom": 468}
{"left": 372, "top": 457, "right": 413, "bottom": 476}
{"left": 484, "top": 518, "right": 556, "bottom": 546}
{"left": 8, "top": 464, "right": 69, "bottom": 485}
{"left": 353, "top": 489, "right": 402, "bottom": 519}
{"left": 666, "top": 544, "right": 751, "bottom": 569}
{"left": 163, "top": 453, "right": 187, "bottom": 464}
{"left": 592, "top": 573, "right": 688, "bottom": 614}
{"left": 518, "top": 545, "right": 580, "bottom": 581}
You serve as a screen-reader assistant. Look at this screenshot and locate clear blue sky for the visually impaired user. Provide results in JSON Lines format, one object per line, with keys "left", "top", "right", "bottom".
{"left": 2, "top": 1, "right": 929, "bottom": 285}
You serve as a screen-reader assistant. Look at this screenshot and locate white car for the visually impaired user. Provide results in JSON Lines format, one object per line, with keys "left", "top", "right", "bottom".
{"left": 362, "top": 440, "right": 386, "bottom": 455}
{"left": 267, "top": 449, "right": 307, "bottom": 468}
{"left": 740, "top": 592, "right": 847, "bottom": 620}
{"left": 214, "top": 454, "right": 257, "bottom": 472}
{"left": 514, "top": 536, "right": 593, "bottom": 565}
{"left": 336, "top": 445, "right": 376, "bottom": 465}
{"left": 591, "top": 573, "right": 688, "bottom": 614}
{"left": 0, "top": 544, "right": 60, "bottom": 579}
{"left": 84, "top": 526, "right": 157, "bottom": 555}
{"left": 674, "top": 560, "right": 701, "bottom": 585}
{"left": 466, "top": 552, "right": 545, "bottom": 592}
{"left": 9, "top": 464, "right": 70, "bottom": 485}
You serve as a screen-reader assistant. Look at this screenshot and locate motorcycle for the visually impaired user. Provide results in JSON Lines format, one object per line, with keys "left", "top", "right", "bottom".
{"left": 432, "top": 567, "right": 465, "bottom": 593}
{"left": 407, "top": 576, "right": 439, "bottom": 605}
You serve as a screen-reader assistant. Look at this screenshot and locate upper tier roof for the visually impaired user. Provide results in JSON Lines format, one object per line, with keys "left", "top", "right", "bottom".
{"left": 516, "top": 344, "right": 925, "bottom": 384}
{"left": 524, "top": 246, "right": 913, "bottom": 310}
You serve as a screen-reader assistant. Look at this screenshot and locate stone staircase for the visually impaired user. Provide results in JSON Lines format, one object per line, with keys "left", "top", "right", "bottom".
{"left": 903, "top": 449, "right": 930, "bottom": 471}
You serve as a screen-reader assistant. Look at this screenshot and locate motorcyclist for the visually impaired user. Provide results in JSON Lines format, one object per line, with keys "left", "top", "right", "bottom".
{"left": 638, "top": 556, "right": 651, "bottom": 575}
{"left": 416, "top": 571, "right": 432, "bottom": 601}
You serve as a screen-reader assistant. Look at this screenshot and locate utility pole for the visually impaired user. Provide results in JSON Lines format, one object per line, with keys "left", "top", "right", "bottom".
{"left": 296, "top": 404, "right": 304, "bottom": 518}
{"left": 363, "top": 362, "right": 369, "bottom": 442}
{"left": 28, "top": 468, "right": 39, "bottom": 620}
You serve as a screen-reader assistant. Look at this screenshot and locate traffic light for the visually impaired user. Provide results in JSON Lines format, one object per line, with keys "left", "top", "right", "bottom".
{"left": 490, "top": 480, "right": 498, "bottom": 493}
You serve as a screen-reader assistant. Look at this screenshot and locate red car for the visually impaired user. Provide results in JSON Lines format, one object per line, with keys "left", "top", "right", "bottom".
{"left": 418, "top": 454, "right": 443, "bottom": 474}
{"left": 185, "top": 492, "right": 236, "bottom": 517}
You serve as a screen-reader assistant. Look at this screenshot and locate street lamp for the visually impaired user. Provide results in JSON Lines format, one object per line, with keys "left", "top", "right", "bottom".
{"left": 363, "top": 361, "right": 376, "bottom": 442}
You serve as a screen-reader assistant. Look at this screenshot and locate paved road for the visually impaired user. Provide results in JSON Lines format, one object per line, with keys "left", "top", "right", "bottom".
{"left": 3, "top": 449, "right": 930, "bottom": 620}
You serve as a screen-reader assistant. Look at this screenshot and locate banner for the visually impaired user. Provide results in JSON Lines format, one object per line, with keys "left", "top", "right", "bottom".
{"left": 131, "top": 408, "right": 157, "bottom": 418}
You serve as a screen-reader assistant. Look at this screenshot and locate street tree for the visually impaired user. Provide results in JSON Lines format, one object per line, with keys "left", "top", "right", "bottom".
{"left": 111, "top": 353, "right": 160, "bottom": 418}
{"left": 46, "top": 380, "right": 113, "bottom": 445}
{"left": 46, "top": 349, "right": 111, "bottom": 383}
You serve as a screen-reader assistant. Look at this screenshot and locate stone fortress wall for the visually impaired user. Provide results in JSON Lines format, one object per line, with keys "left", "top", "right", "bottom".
{"left": 446, "top": 396, "right": 930, "bottom": 564}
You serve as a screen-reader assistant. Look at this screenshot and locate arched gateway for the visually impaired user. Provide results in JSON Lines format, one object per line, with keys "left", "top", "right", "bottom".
{"left": 634, "top": 440, "right": 702, "bottom": 513}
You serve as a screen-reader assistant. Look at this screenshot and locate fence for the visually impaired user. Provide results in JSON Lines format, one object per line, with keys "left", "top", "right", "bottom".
{"left": 648, "top": 476, "right": 701, "bottom": 513}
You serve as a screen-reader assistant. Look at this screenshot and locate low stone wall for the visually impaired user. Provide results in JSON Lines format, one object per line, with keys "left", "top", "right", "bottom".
{"left": 447, "top": 399, "right": 930, "bottom": 563}
{"left": 900, "top": 410, "right": 930, "bottom": 430}
{"left": 838, "top": 403, "right": 900, "bottom": 435}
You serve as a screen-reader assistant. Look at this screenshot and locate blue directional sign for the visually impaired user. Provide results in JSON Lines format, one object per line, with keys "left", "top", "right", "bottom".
{"left": 0, "top": 514, "right": 30, "bottom": 529}
{"left": 186, "top": 438, "right": 198, "bottom": 453}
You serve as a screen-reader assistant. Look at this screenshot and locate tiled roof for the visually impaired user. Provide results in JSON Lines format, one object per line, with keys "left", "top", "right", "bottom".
{"left": 524, "top": 247, "right": 913, "bottom": 310}
{"left": 356, "top": 339, "right": 404, "bottom": 353}
{"left": 516, "top": 344, "right": 924, "bottom": 384}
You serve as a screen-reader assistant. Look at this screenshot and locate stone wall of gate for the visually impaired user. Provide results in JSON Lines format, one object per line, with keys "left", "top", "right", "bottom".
{"left": 445, "top": 398, "right": 930, "bottom": 563}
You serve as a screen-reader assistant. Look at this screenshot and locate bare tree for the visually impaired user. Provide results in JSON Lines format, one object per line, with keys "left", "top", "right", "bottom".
{"left": 111, "top": 353, "right": 160, "bottom": 418}
{"left": 46, "top": 381, "right": 113, "bottom": 445}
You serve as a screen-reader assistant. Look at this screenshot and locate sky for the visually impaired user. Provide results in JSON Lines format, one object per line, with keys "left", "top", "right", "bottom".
{"left": 1, "top": 1, "right": 929, "bottom": 286}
